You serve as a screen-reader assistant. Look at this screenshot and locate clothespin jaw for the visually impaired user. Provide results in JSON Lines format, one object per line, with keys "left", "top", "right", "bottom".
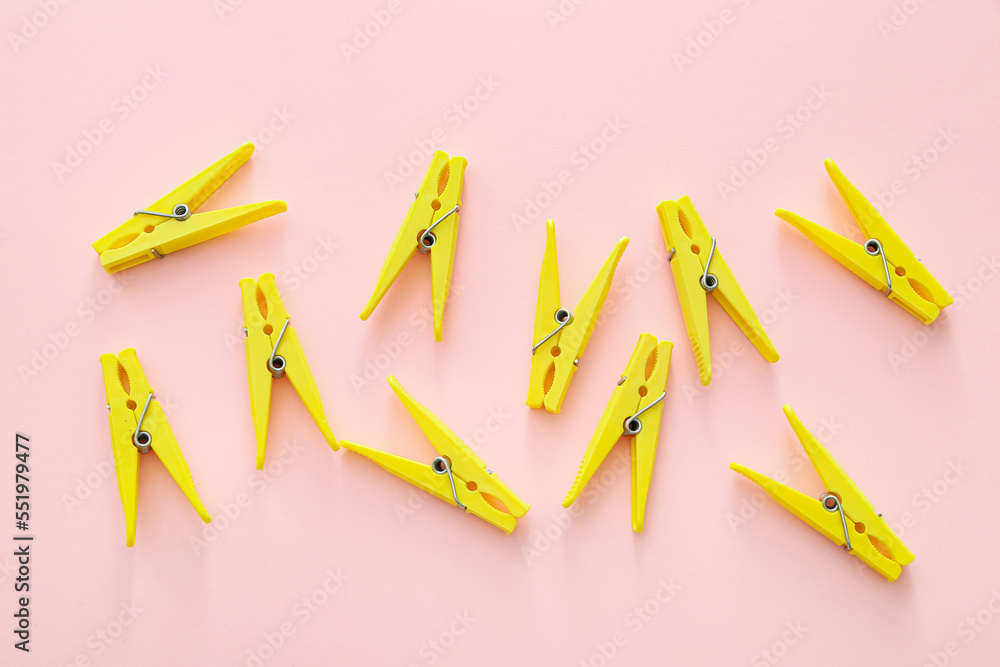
{"left": 100, "top": 349, "right": 211, "bottom": 547}
{"left": 730, "top": 404, "right": 913, "bottom": 581}
{"left": 775, "top": 159, "right": 952, "bottom": 325}
{"left": 527, "top": 220, "right": 629, "bottom": 413}
{"left": 240, "top": 273, "right": 338, "bottom": 470}
{"left": 359, "top": 151, "right": 467, "bottom": 341}
{"left": 341, "top": 376, "right": 530, "bottom": 533}
{"left": 93, "top": 142, "right": 287, "bottom": 273}
{"left": 563, "top": 334, "right": 672, "bottom": 532}
{"left": 656, "top": 197, "right": 778, "bottom": 386}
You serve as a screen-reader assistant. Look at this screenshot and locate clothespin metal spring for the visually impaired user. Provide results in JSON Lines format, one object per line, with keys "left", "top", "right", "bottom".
{"left": 622, "top": 391, "right": 666, "bottom": 435}
{"left": 432, "top": 456, "right": 467, "bottom": 509}
{"left": 699, "top": 236, "right": 719, "bottom": 292}
{"left": 134, "top": 203, "right": 192, "bottom": 222}
{"left": 531, "top": 308, "right": 573, "bottom": 354}
{"left": 417, "top": 205, "right": 459, "bottom": 254}
{"left": 821, "top": 492, "right": 852, "bottom": 551}
{"left": 667, "top": 236, "right": 719, "bottom": 291}
{"left": 267, "top": 319, "right": 291, "bottom": 378}
{"left": 131, "top": 392, "right": 155, "bottom": 454}
{"left": 864, "top": 238, "right": 893, "bottom": 297}
{"left": 133, "top": 204, "right": 192, "bottom": 259}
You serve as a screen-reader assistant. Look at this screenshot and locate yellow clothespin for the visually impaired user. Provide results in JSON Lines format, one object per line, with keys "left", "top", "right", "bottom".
{"left": 100, "top": 348, "right": 211, "bottom": 547}
{"left": 730, "top": 404, "right": 914, "bottom": 581}
{"left": 563, "top": 334, "right": 672, "bottom": 532}
{"left": 93, "top": 142, "right": 286, "bottom": 273}
{"left": 776, "top": 159, "right": 952, "bottom": 324}
{"left": 341, "top": 376, "right": 530, "bottom": 533}
{"left": 360, "top": 151, "right": 467, "bottom": 341}
{"left": 528, "top": 220, "right": 629, "bottom": 413}
{"left": 656, "top": 197, "right": 778, "bottom": 386}
{"left": 240, "top": 273, "right": 338, "bottom": 469}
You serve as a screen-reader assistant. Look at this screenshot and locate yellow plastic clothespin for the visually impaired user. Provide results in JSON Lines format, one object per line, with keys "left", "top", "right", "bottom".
{"left": 656, "top": 197, "right": 778, "bottom": 386}
{"left": 563, "top": 334, "right": 672, "bottom": 532}
{"left": 730, "top": 404, "right": 914, "bottom": 581}
{"left": 93, "top": 142, "right": 286, "bottom": 273}
{"left": 360, "top": 151, "right": 467, "bottom": 341}
{"left": 341, "top": 376, "right": 530, "bottom": 533}
{"left": 100, "top": 348, "right": 211, "bottom": 547}
{"left": 240, "top": 273, "right": 338, "bottom": 470}
{"left": 776, "top": 159, "right": 952, "bottom": 324}
{"left": 527, "top": 220, "right": 629, "bottom": 413}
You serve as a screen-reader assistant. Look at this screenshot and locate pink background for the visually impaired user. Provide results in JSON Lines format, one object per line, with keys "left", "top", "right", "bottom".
{"left": 2, "top": 1, "right": 1000, "bottom": 665}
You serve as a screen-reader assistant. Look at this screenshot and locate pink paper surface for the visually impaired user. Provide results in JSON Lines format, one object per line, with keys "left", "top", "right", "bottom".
{"left": 2, "top": 1, "right": 1000, "bottom": 665}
